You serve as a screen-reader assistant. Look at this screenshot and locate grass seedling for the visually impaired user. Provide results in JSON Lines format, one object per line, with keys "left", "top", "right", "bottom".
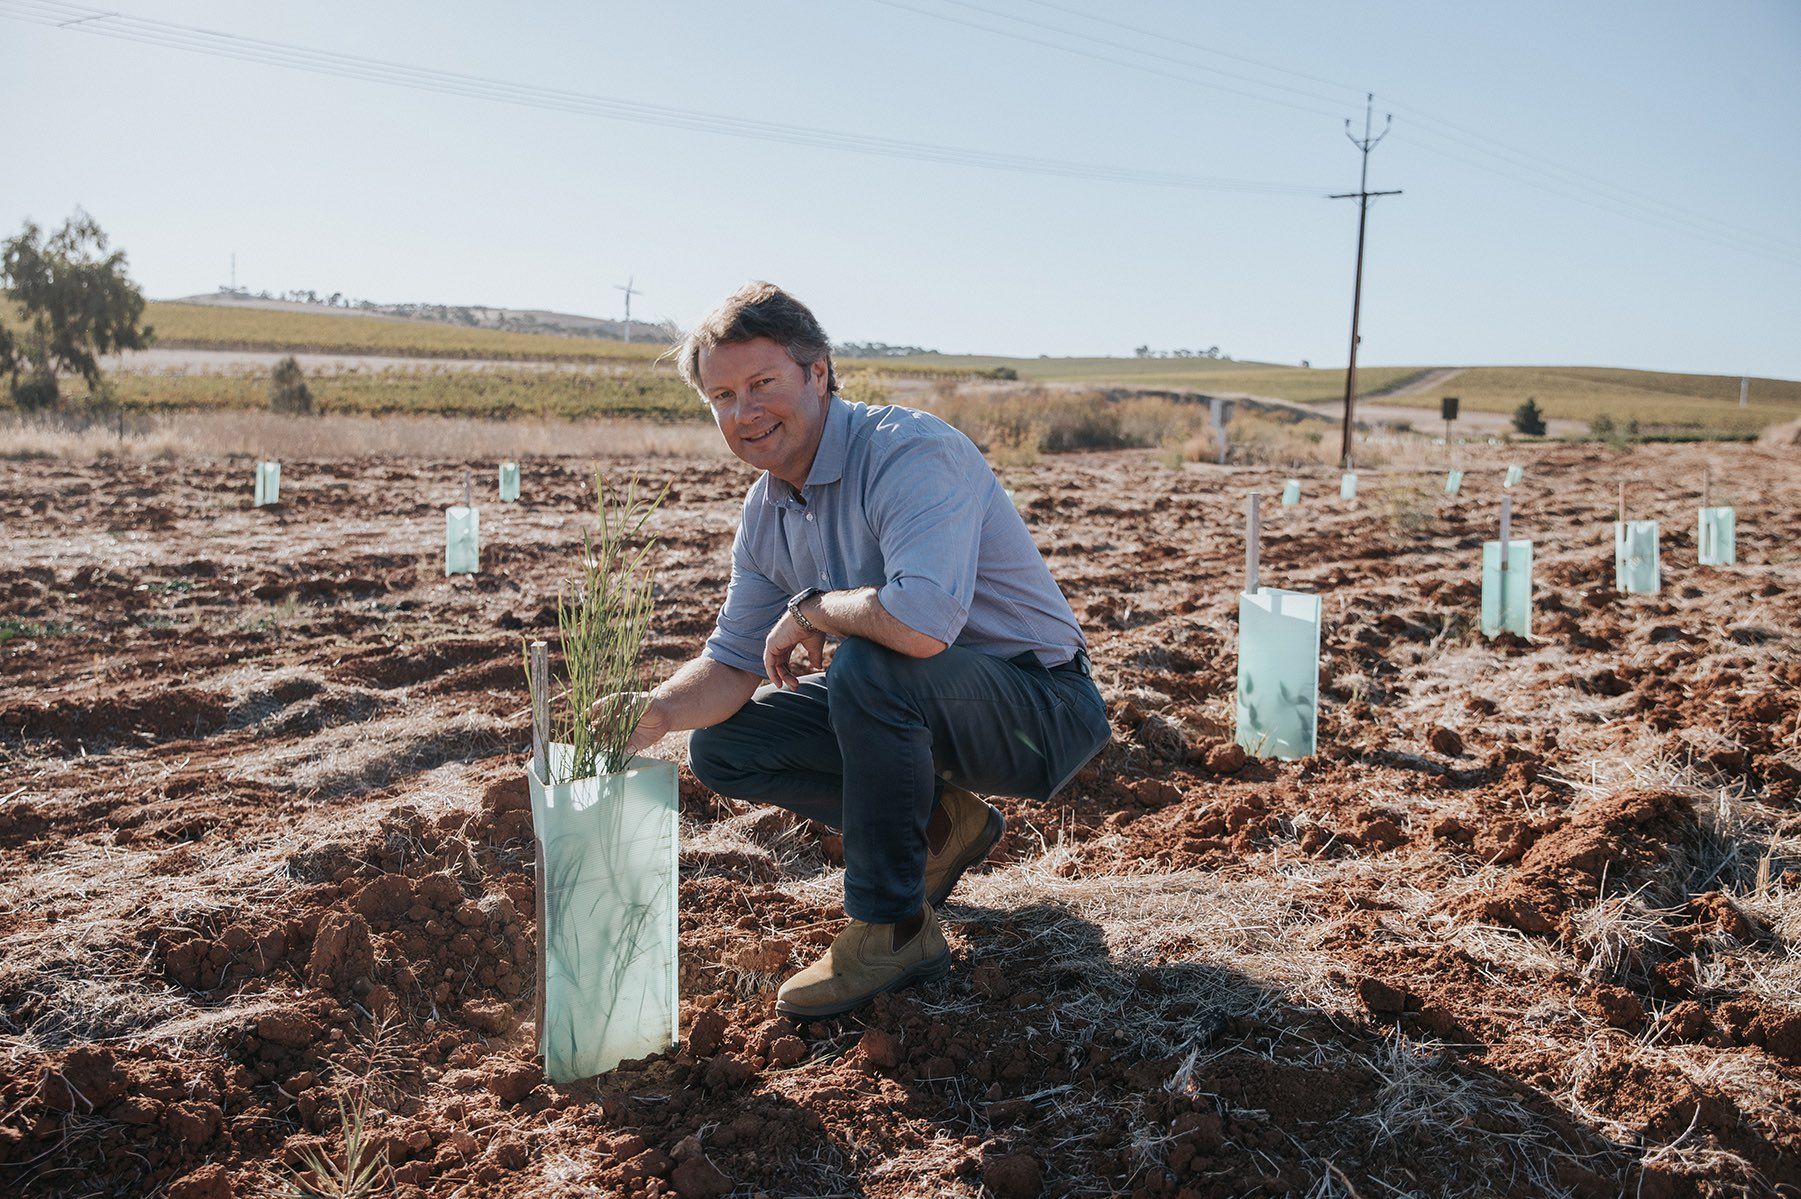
{"left": 280, "top": 1093, "right": 389, "bottom": 1199}
{"left": 524, "top": 473, "right": 667, "bottom": 784}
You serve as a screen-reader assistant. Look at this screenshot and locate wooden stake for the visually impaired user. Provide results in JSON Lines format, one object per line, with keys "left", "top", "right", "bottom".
{"left": 1618, "top": 481, "right": 1625, "bottom": 524}
{"left": 1499, "top": 495, "right": 1512, "bottom": 573}
{"left": 464, "top": 469, "right": 473, "bottom": 510}
{"left": 1703, "top": 467, "right": 1712, "bottom": 510}
{"left": 1245, "top": 492, "right": 1262, "bottom": 595}
{"left": 529, "top": 640, "right": 550, "bottom": 782}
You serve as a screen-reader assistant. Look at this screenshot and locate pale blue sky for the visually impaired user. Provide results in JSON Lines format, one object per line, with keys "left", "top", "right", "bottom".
{"left": 5, "top": 0, "right": 1798, "bottom": 377}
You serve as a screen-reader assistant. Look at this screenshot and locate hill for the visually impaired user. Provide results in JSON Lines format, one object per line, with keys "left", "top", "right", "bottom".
{"left": 89, "top": 301, "right": 1801, "bottom": 438}
{"left": 173, "top": 290, "right": 681, "bottom": 346}
{"left": 146, "top": 301, "right": 670, "bottom": 363}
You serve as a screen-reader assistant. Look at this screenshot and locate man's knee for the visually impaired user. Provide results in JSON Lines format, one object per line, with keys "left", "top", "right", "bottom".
{"left": 827, "top": 636, "right": 908, "bottom": 695}
{"left": 686, "top": 724, "right": 739, "bottom": 795}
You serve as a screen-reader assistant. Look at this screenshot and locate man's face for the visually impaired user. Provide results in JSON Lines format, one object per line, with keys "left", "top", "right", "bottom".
{"left": 699, "top": 337, "right": 830, "bottom": 487}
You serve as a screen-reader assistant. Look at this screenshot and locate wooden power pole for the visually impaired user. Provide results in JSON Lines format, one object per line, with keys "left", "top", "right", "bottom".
{"left": 1329, "top": 94, "right": 1402, "bottom": 470}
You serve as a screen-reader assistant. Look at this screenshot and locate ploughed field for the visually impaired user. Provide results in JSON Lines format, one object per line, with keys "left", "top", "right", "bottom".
{"left": 1, "top": 440, "right": 1797, "bottom": 1199}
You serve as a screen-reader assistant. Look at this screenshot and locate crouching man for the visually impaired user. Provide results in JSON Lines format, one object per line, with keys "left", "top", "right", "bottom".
{"left": 616, "top": 282, "right": 1108, "bottom": 1018}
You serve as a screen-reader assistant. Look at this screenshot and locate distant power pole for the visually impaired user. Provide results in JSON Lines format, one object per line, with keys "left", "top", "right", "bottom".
{"left": 230, "top": 252, "right": 236, "bottom": 291}
{"left": 1329, "top": 94, "right": 1402, "bottom": 470}
{"left": 614, "top": 276, "right": 641, "bottom": 343}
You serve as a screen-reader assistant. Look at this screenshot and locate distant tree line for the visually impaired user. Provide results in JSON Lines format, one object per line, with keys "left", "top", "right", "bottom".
{"left": 835, "top": 341, "right": 938, "bottom": 358}
{"left": 1134, "top": 345, "right": 1228, "bottom": 360}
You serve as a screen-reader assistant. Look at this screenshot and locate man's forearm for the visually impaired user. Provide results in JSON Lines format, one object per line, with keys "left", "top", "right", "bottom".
{"left": 651, "top": 654, "right": 762, "bottom": 732}
{"left": 801, "top": 587, "right": 947, "bottom": 658}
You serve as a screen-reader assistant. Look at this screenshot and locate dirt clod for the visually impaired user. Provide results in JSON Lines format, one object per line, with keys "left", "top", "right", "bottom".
{"left": 983, "top": 1151, "right": 1045, "bottom": 1199}
{"left": 671, "top": 1154, "right": 732, "bottom": 1198}
{"left": 486, "top": 1062, "right": 540, "bottom": 1105}
{"left": 1426, "top": 724, "right": 1464, "bottom": 756}
{"left": 1203, "top": 742, "right": 1247, "bottom": 775}
{"left": 858, "top": 1028, "right": 900, "bottom": 1071}
{"left": 166, "top": 1164, "right": 234, "bottom": 1199}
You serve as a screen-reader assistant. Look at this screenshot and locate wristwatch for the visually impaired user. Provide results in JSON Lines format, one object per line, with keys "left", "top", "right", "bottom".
{"left": 787, "top": 586, "right": 823, "bottom": 633}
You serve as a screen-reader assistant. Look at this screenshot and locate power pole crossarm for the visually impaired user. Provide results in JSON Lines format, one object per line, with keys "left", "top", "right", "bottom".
{"left": 1328, "top": 93, "right": 1403, "bottom": 471}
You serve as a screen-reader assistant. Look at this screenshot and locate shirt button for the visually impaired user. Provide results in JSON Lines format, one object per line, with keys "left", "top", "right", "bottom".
{"left": 820, "top": 573, "right": 829, "bottom": 582}
{"left": 805, "top": 513, "right": 815, "bottom": 522}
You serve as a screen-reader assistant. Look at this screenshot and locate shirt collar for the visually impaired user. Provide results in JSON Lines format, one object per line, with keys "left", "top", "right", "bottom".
{"left": 766, "top": 395, "right": 849, "bottom": 506}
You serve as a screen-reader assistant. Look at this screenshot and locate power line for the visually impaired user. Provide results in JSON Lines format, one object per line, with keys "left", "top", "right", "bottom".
{"left": 1012, "top": 0, "right": 1801, "bottom": 258}
{"left": 875, "top": 0, "right": 1351, "bottom": 114}
{"left": 0, "top": 0, "right": 1331, "bottom": 197}
{"left": 877, "top": 0, "right": 1801, "bottom": 264}
{"left": 1387, "top": 134, "right": 1801, "bottom": 269}
{"left": 1386, "top": 99, "right": 1801, "bottom": 257}
{"left": 1013, "top": 0, "right": 1369, "bottom": 101}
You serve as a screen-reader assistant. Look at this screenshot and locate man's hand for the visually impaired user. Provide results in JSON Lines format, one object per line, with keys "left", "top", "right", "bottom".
{"left": 763, "top": 611, "right": 827, "bottom": 690}
{"left": 592, "top": 692, "right": 672, "bottom": 756}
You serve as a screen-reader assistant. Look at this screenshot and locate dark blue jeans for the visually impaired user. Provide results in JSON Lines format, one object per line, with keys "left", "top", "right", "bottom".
{"left": 687, "top": 638, "right": 1111, "bottom": 923}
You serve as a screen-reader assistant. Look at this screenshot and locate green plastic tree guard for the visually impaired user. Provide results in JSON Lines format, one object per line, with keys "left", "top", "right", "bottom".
{"left": 527, "top": 746, "right": 679, "bottom": 1083}
{"left": 254, "top": 460, "right": 280, "bottom": 507}
{"left": 1281, "top": 479, "right": 1301, "bottom": 506}
{"left": 1481, "top": 539, "right": 1532, "bottom": 637}
{"left": 445, "top": 505, "right": 480, "bottom": 575}
{"left": 1698, "top": 506, "right": 1736, "bottom": 566}
{"left": 1613, "top": 520, "right": 1660, "bottom": 594}
{"left": 1445, "top": 469, "right": 1464, "bottom": 495}
{"left": 1235, "top": 588, "right": 1321, "bottom": 760}
{"left": 499, "top": 462, "right": 521, "bottom": 502}
{"left": 1340, "top": 472, "right": 1358, "bottom": 500}
{"left": 1504, "top": 464, "right": 1523, "bottom": 488}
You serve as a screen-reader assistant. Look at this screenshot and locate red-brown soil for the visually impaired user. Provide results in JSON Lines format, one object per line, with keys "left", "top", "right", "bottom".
{"left": 1, "top": 440, "right": 1797, "bottom": 1198}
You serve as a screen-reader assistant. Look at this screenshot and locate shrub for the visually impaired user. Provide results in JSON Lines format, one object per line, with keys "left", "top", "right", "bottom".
{"left": 11, "top": 373, "right": 58, "bottom": 412}
{"left": 270, "top": 355, "right": 313, "bottom": 415}
{"left": 1588, "top": 413, "right": 1615, "bottom": 438}
{"left": 1512, "top": 397, "right": 1547, "bottom": 436}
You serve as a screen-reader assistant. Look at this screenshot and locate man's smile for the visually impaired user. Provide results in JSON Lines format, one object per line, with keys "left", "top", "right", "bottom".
{"left": 742, "top": 422, "right": 782, "bottom": 444}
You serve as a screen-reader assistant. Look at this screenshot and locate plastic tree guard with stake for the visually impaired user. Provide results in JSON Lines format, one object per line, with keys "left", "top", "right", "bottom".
{"left": 1444, "top": 469, "right": 1464, "bottom": 496}
{"left": 1481, "top": 494, "right": 1532, "bottom": 637}
{"left": 1697, "top": 470, "right": 1735, "bottom": 566}
{"left": 521, "top": 478, "right": 676, "bottom": 1082}
{"left": 525, "top": 642, "right": 679, "bottom": 1082}
{"left": 499, "top": 462, "right": 521, "bottom": 503}
{"left": 1504, "top": 463, "right": 1523, "bottom": 488}
{"left": 254, "top": 460, "right": 281, "bottom": 507}
{"left": 1614, "top": 521, "right": 1661, "bottom": 593}
{"left": 1698, "top": 507, "right": 1736, "bottom": 566}
{"left": 446, "top": 470, "right": 480, "bottom": 575}
{"left": 1234, "top": 492, "right": 1321, "bottom": 759}
{"left": 1340, "top": 471, "right": 1358, "bottom": 500}
{"left": 1613, "top": 484, "right": 1660, "bottom": 594}
{"left": 1281, "top": 479, "right": 1301, "bottom": 506}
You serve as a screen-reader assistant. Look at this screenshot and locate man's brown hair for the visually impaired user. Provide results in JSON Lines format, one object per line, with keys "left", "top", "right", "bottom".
{"left": 676, "top": 281, "right": 838, "bottom": 397}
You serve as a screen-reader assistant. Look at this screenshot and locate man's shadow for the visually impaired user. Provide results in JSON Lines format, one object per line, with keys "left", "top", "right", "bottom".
{"left": 792, "top": 897, "right": 1696, "bottom": 1199}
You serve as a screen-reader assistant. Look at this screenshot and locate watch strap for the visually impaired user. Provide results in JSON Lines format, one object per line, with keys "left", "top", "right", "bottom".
{"left": 788, "top": 587, "right": 823, "bottom": 633}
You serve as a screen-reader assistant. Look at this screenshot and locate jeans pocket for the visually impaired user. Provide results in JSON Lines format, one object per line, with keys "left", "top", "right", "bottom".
{"left": 1041, "top": 677, "right": 1111, "bottom": 801}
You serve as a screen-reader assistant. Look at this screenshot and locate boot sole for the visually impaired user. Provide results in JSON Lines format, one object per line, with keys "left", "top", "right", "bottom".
{"left": 925, "top": 804, "right": 1006, "bottom": 908}
{"left": 775, "top": 950, "right": 953, "bottom": 1021}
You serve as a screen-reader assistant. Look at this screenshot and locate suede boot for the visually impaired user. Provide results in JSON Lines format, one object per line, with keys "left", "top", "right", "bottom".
{"left": 775, "top": 904, "right": 950, "bottom": 1019}
{"left": 924, "top": 785, "right": 1006, "bottom": 907}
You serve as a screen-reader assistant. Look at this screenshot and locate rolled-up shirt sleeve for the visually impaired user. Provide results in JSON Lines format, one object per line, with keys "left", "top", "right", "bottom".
{"left": 868, "top": 435, "right": 984, "bottom": 645}
{"left": 703, "top": 521, "right": 789, "bottom": 676}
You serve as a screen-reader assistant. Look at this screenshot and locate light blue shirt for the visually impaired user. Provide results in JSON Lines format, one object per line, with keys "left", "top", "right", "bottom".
{"left": 703, "top": 397, "right": 1087, "bottom": 675}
